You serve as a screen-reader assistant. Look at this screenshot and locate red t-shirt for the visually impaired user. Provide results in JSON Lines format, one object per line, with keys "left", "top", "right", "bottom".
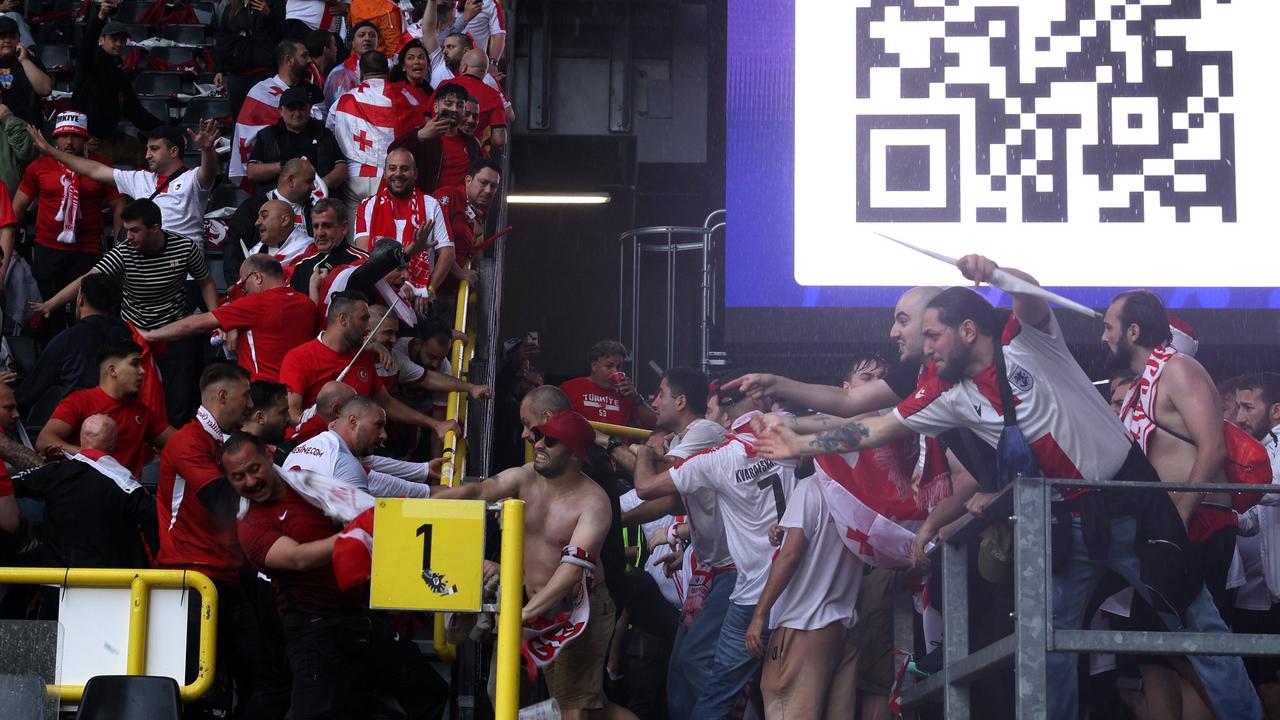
{"left": 238, "top": 484, "right": 364, "bottom": 616}
{"left": 157, "top": 421, "right": 243, "bottom": 581}
{"left": 279, "top": 337, "right": 380, "bottom": 407}
{"left": 0, "top": 466, "right": 12, "bottom": 497}
{"left": 431, "top": 184, "right": 476, "bottom": 263}
{"left": 560, "top": 376, "right": 635, "bottom": 425}
{"left": 444, "top": 75, "right": 506, "bottom": 137}
{"left": 212, "top": 285, "right": 319, "bottom": 382}
{"left": 286, "top": 413, "right": 329, "bottom": 443}
{"left": 50, "top": 387, "right": 168, "bottom": 477}
{"left": 392, "top": 81, "right": 432, "bottom": 137}
{"left": 18, "top": 158, "right": 117, "bottom": 253}
{"left": 438, "top": 135, "right": 470, "bottom": 190}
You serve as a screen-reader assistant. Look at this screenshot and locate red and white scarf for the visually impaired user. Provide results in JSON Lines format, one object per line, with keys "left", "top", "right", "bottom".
{"left": 521, "top": 545, "right": 597, "bottom": 678}
{"left": 54, "top": 165, "right": 80, "bottom": 245}
{"left": 1120, "top": 343, "right": 1177, "bottom": 454}
{"left": 196, "top": 405, "right": 228, "bottom": 443}
{"left": 73, "top": 448, "right": 141, "bottom": 493}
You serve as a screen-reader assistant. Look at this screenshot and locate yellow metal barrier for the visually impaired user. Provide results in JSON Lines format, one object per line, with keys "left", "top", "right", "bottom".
{"left": 0, "top": 567, "right": 218, "bottom": 703}
{"left": 435, "top": 258, "right": 479, "bottom": 663}
{"left": 494, "top": 499, "right": 525, "bottom": 719}
{"left": 588, "top": 421, "right": 652, "bottom": 442}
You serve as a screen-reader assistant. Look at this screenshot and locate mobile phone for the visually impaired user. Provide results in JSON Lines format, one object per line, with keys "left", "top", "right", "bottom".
{"left": 437, "top": 108, "right": 458, "bottom": 122}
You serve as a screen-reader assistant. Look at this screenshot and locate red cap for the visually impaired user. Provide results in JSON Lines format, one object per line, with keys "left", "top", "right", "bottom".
{"left": 534, "top": 410, "right": 595, "bottom": 465}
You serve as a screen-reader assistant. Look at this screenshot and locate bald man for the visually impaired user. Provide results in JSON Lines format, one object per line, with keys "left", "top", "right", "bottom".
{"left": 450, "top": 48, "right": 509, "bottom": 148}
{"left": 141, "top": 254, "right": 317, "bottom": 383}
{"left": 353, "top": 147, "right": 454, "bottom": 312}
{"left": 247, "top": 198, "right": 316, "bottom": 269}
{"left": 284, "top": 396, "right": 431, "bottom": 498}
{"left": 223, "top": 158, "right": 320, "bottom": 287}
{"left": 12, "top": 413, "right": 159, "bottom": 567}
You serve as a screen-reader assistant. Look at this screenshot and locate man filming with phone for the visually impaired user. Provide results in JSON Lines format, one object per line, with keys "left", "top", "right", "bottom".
{"left": 390, "top": 82, "right": 482, "bottom": 193}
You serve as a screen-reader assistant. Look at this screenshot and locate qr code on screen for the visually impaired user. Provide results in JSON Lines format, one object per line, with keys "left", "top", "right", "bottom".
{"left": 853, "top": 0, "right": 1236, "bottom": 224}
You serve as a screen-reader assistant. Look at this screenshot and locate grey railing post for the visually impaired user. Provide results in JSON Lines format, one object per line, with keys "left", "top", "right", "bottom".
{"left": 1012, "top": 476, "right": 1050, "bottom": 719}
{"left": 941, "top": 536, "right": 971, "bottom": 719}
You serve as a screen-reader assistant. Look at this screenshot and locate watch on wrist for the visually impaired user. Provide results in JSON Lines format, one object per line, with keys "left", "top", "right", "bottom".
{"left": 606, "top": 436, "right": 622, "bottom": 453}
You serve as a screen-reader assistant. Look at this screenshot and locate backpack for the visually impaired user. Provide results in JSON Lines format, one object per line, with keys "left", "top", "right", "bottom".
{"left": 1151, "top": 416, "right": 1271, "bottom": 512}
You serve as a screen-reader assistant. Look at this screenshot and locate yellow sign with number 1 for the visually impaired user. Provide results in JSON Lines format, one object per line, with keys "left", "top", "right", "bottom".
{"left": 370, "top": 498, "right": 487, "bottom": 612}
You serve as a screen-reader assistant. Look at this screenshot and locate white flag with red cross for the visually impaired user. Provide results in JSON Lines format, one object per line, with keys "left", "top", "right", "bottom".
{"left": 229, "top": 75, "right": 290, "bottom": 182}
{"left": 327, "top": 78, "right": 423, "bottom": 180}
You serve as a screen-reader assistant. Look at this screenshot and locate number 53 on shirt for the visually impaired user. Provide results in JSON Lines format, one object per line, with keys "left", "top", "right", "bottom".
{"left": 370, "top": 498, "right": 487, "bottom": 612}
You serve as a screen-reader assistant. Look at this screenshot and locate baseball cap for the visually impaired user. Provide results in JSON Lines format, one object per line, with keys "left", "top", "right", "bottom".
{"left": 0, "top": 17, "right": 19, "bottom": 36}
{"left": 532, "top": 411, "right": 595, "bottom": 465}
{"left": 1168, "top": 316, "right": 1200, "bottom": 358}
{"left": 53, "top": 111, "right": 90, "bottom": 139}
{"left": 280, "top": 83, "right": 322, "bottom": 107}
{"left": 101, "top": 20, "right": 134, "bottom": 38}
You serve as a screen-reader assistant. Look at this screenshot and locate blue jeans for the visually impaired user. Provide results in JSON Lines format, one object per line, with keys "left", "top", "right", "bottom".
{"left": 690, "top": 601, "right": 764, "bottom": 719}
{"left": 667, "top": 570, "right": 735, "bottom": 720}
{"left": 1047, "top": 517, "right": 1261, "bottom": 720}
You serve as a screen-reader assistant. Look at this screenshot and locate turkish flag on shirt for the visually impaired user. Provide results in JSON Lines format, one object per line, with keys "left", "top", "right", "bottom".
{"left": 327, "top": 78, "right": 424, "bottom": 177}
{"left": 127, "top": 322, "right": 169, "bottom": 424}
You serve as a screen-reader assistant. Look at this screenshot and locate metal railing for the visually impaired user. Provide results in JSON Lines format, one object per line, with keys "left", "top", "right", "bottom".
{"left": 895, "top": 476, "right": 1280, "bottom": 719}
{"left": 617, "top": 209, "right": 726, "bottom": 379}
{"left": 493, "top": 499, "right": 526, "bottom": 720}
{"left": 0, "top": 567, "right": 217, "bottom": 704}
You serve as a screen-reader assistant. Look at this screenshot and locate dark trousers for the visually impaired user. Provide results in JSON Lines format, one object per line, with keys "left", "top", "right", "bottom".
{"left": 30, "top": 245, "right": 100, "bottom": 338}
{"left": 283, "top": 611, "right": 448, "bottom": 720}
{"left": 1194, "top": 523, "right": 1238, "bottom": 628}
{"left": 155, "top": 333, "right": 206, "bottom": 427}
{"left": 187, "top": 578, "right": 291, "bottom": 720}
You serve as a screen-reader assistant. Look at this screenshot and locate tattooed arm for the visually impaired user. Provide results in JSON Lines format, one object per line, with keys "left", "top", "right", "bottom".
{"left": 0, "top": 432, "right": 43, "bottom": 471}
{"left": 754, "top": 411, "right": 912, "bottom": 460}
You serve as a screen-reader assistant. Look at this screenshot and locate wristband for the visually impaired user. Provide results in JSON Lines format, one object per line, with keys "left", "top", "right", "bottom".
{"left": 606, "top": 436, "right": 622, "bottom": 453}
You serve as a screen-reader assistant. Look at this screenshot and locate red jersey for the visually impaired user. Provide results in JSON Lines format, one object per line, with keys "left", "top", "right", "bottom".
{"left": 238, "top": 484, "right": 364, "bottom": 615}
{"left": 50, "top": 387, "right": 168, "bottom": 477}
{"left": 560, "top": 377, "right": 635, "bottom": 425}
{"left": 157, "top": 420, "right": 243, "bottom": 581}
{"left": 431, "top": 184, "right": 479, "bottom": 263}
{"left": 437, "top": 135, "right": 470, "bottom": 189}
{"left": 18, "top": 155, "right": 120, "bottom": 253}
{"left": 211, "top": 285, "right": 319, "bottom": 382}
{"left": 443, "top": 75, "right": 506, "bottom": 137}
{"left": 279, "top": 336, "right": 380, "bottom": 407}
{"left": 0, "top": 466, "right": 12, "bottom": 497}
{"left": 287, "top": 412, "right": 330, "bottom": 444}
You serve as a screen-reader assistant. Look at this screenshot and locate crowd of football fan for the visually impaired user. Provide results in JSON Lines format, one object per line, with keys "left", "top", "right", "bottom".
{"left": 0, "top": 1, "right": 1277, "bottom": 719}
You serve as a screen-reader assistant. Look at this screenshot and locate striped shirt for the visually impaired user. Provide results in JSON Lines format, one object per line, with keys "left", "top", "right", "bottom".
{"left": 93, "top": 232, "right": 210, "bottom": 329}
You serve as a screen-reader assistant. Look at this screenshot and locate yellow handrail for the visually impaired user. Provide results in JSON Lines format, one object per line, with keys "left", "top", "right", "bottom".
{"left": 0, "top": 567, "right": 218, "bottom": 703}
{"left": 493, "top": 499, "right": 525, "bottom": 719}
{"left": 435, "top": 258, "right": 479, "bottom": 663}
{"left": 589, "top": 421, "right": 652, "bottom": 441}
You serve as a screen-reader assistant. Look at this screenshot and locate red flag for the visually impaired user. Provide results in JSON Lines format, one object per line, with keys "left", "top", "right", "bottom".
{"left": 333, "top": 507, "right": 375, "bottom": 591}
{"left": 127, "top": 322, "right": 169, "bottom": 424}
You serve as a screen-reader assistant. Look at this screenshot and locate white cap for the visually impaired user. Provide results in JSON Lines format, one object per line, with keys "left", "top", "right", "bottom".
{"left": 52, "top": 111, "right": 90, "bottom": 139}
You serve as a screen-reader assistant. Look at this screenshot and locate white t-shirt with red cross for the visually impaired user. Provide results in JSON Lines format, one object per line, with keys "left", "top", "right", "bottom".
{"left": 669, "top": 413, "right": 797, "bottom": 605}
{"left": 894, "top": 311, "right": 1133, "bottom": 484}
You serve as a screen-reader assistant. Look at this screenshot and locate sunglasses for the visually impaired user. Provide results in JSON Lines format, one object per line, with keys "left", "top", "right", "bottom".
{"left": 529, "top": 427, "right": 560, "bottom": 447}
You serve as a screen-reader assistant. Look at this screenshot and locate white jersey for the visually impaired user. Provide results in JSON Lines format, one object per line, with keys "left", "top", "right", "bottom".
{"left": 460, "top": 0, "right": 506, "bottom": 57}
{"left": 618, "top": 489, "right": 681, "bottom": 608}
{"left": 894, "top": 311, "right": 1133, "bottom": 483}
{"left": 770, "top": 477, "right": 863, "bottom": 631}
{"left": 669, "top": 414, "right": 797, "bottom": 605}
{"left": 285, "top": 430, "right": 430, "bottom": 498}
{"left": 667, "top": 418, "right": 732, "bottom": 571}
{"left": 113, "top": 167, "right": 211, "bottom": 242}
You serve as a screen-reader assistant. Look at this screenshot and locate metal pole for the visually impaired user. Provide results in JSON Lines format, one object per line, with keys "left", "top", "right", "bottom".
{"left": 700, "top": 227, "right": 710, "bottom": 375}
{"left": 1012, "top": 477, "right": 1049, "bottom": 719}
{"left": 126, "top": 574, "right": 150, "bottom": 676}
{"left": 494, "top": 499, "right": 527, "bottom": 720}
{"left": 666, "top": 229, "right": 675, "bottom": 372}
{"left": 941, "top": 538, "right": 971, "bottom": 719}
{"left": 631, "top": 234, "right": 640, "bottom": 379}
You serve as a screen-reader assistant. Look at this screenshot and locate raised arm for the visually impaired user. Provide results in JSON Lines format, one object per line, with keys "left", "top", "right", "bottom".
{"left": 430, "top": 464, "right": 523, "bottom": 501}
{"left": 188, "top": 120, "right": 222, "bottom": 190}
{"left": 956, "top": 254, "right": 1049, "bottom": 331}
{"left": 633, "top": 445, "right": 679, "bottom": 500}
{"left": 726, "top": 372, "right": 902, "bottom": 419}
{"left": 26, "top": 126, "right": 116, "bottom": 185}
{"left": 753, "top": 410, "right": 912, "bottom": 460}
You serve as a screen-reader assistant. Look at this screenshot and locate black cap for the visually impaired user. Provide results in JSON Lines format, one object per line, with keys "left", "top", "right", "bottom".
{"left": 100, "top": 20, "right": 134, "bottom": 38}
{"left": 0, "top": 17, "right": 20, "bottom": 36}
{"left": 280, "top": 83, "right": 322, "bottom": 107}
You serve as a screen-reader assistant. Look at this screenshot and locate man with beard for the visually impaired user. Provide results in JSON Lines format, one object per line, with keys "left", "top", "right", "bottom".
{"left": 158, "top": 362, "right": 291, "bottom": 720}
{"left": 354, "top": 148, "right": 454, "bottom": 313}
{"left": 431, "top": 157, "right": 499, "bottom": 292}
{"left": 243, "top": 381, "right": 291, "bottom": 448}
{"left": 432, "top": 406, "right": 628, "bottom": 720}
{"left": 754, "top": 256, "right": 1261, "bottom": 720}
{"left": 38, "top": 340, "right": 174, "bottom": 477}
{"left": 1232, "top": 373, "right": 1280, "bottom": 715}
{"left": 288, "top": 199, "right": 369, "bottom": 294}
{"left": 285, "top": 395, "right": 431, "bottom": 498}
{"left": 1105, "top": 290, "right": 1236, "bottom": 718}
{"left": 231, "top": 39, "right": 321, "bottom": 184}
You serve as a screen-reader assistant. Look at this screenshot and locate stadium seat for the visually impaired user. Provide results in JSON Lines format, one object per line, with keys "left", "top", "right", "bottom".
{"left": 35, "top": 44, "right": 73, "bottom": 73}
{"left": 146, "top": 46, "right": 200, "bottom": 70}
{"left": 0, "top": 673, "right": 45, "bottom": 720}
{"left": 134, "top": 71, "right": 183, "bottom": 96}
{"left": 73, "top": 675, "right": 181, "bottom": 720}
{"left": 135, "top": 95, "right": 173, "bottom": 122}
{"left": 208, "top": 184, "right": 250, "bottom": 211}
{"left": 180, "top": 96, "right": 232, "bottom": 127}
{"left": 160, "top": 24, "right": 207, "bottom": 47}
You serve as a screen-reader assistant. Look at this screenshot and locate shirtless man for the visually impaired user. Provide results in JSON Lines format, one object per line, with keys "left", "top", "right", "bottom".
{"left": 433, "top": 390, "right": 634, "bottom": 720}
{"left": 1106, "top": 290, "right": 1232, "bottom": 719}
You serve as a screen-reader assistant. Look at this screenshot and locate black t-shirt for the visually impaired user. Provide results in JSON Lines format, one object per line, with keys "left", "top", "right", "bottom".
{"left": 248, "top": 119, "right": 343, "bottom": 192}
{"left": 883, "top": 361, "right": 997, "bottom": 488}
{"left": 0, "top": 53, "right": 47, "bottom": 125}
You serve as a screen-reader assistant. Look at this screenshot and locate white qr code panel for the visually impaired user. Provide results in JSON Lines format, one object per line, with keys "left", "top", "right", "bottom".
{"left": 794, "top": 0, "right": 1278, "bottom": 288}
